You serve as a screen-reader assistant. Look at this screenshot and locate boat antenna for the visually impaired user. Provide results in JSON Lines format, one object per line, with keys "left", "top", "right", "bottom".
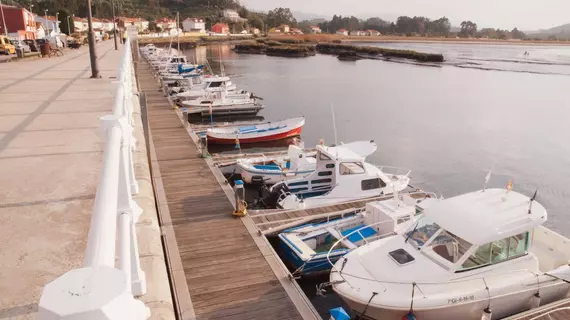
{"left": 528, "top": 190, "right": 538, "bottom": 214}
{"left": 483, "top": 162, "right": 494, "bottom": 192}
{"left": 330, "top": 103, "right": 339, "bottom": 160}
{"left": 219, "top": 44, "right": 225, "bottom": 76}
{"left": 176, "top": 12, "right": 180, "bottom": 53}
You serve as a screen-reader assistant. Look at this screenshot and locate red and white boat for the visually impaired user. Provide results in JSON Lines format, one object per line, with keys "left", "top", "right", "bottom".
{"left": 206, "top": 117, "right": 305, "bottom": 145}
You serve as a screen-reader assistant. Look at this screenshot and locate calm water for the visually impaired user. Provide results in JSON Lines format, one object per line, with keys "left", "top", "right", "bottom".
{"left": 186, "top": 43, "right": 570, "bottom": 235}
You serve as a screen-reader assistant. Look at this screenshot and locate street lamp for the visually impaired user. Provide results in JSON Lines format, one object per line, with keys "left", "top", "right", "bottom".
{"left": 0, "top": 0, "right": 8, "bottom": 36}
{"left": 111, "top": 0, "right": 117, "bottom": 50}
{"left": 44, "top": 9, "right": 49, "bottom": 38}
{"left": 86, "top": 0, "right": 100, "bottom": 78}
{"left": 66, "top": 14, "right": 72, "bottom": 35}
{"left": 55, "top": 12, "right": 59, "bottom": 34}
{"left": 30, "top": 4, "right": 34, "bottom": 14}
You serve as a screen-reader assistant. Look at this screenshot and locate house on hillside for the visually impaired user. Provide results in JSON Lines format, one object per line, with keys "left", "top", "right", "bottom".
{"left": 73, "top": 17, "right": 88, "bottom": 32}
{"left": 268, "top": 27, "right": 280, "bottom": 34}
{"left": 336, "top": 28, "right": 348, "bottom": 36}
{"left": 211, "top": 23, "right": 229, "bottom": 34}
{"left": 290, "top": 28, "right": 303, "bottom": 35}
{"left": 182, "top": 18, "right": 205, "bottom": 33}
{"left": 133, "top": 18, "right": 149, "bottom": 32}
{"left": 250, "top": 27, "right": 260, "bottom": 35}
{"left": 155, "top": 17, "right": 177, "bottom": 31}
{"left": 223, "top": 9, "right": 247, "bottom": 22}
{"left": 310, "top": 25, "right": 321, "bottom": 34}
{"left": 278, "top": 24, "right": 290, "bottom": 33}
{"left": 350, "top": 30, "right": 365, "bottom": 36}
{"left": 0, "top": 4, "right": 37, "bottom": 39}
{"left": 365, "top": 29, "right": 381, "bottom": 36}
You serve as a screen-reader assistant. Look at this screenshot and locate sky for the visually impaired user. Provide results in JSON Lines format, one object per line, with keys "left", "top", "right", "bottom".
{"left": 240, "top": 0, "right": 569, "bottom": 31}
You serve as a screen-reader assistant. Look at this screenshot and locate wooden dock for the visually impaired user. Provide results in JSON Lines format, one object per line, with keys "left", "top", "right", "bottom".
{"left": 137, "top": 60, "right": 313, "bottom": 320}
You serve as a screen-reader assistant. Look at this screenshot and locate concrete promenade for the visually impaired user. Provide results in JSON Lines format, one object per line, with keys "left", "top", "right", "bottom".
{"left": 0, "top": 40, "right": 173, "bottom": 319}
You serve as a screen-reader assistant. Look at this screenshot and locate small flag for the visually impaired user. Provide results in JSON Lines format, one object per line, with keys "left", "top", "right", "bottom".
{"left": 506, "top": 180, "right": 513, "bottom": 192}
{"left": 319, "top": 138, "right": 324, "bottom": 146}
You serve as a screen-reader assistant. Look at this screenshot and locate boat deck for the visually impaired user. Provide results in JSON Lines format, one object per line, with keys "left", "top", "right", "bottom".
{"left": 138, "top": 60, "right": 308, "bottom": 320}
{"left": 250, "top": 193, "right": 427, "bottom": 235}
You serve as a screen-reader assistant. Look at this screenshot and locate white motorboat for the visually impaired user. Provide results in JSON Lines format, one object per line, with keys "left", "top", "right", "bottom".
{"left": 267, "top": 141, "right": 411, "bottom": 210}
{"left": 330, "top": 188, "right": 570, "bottom": 320}
{"left": 171, "top": 76, "right": 239, "bottom": 101}
{"left": 237, "top": 140, "right": 315, "bottom": 184}
{"left": 180, "top": 89, "right": 261, "bottom": 109}
{"left": 278, "top": 193, "right": 435, "bottom": 275}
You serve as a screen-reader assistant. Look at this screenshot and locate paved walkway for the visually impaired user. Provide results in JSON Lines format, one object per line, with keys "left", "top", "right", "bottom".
{"left": 0, "top": 40, "right": 122, "bottom": 319}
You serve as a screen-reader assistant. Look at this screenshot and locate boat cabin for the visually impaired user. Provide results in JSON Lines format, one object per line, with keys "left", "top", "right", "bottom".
{"left": 391, "top": 189, "right": 549, "bottom": 277}
{"left": 275, "top": 141, "right": 411, "bottom": 209}
{"left": 203, "top": 76, "right": 233, "bottom": 92}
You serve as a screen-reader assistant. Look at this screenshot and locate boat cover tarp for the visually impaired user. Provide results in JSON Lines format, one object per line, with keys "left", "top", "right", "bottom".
{"left": 341, "top": 224, "right": 377, "bottom": 243}
{"left": 253, "top": 164, "right": 281, "bottom": 171}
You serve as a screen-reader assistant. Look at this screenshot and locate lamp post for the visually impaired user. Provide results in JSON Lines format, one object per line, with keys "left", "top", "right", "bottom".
{"left": 111, "top": 0, "right": 117, "bottom": 50}
{"left": 66, "top": 15, "right": 71, "bottom": 35}
{"left": 55, "top": 12, "right": 59, "bottom": 34}
{"left": 0, "top": 0, "right": 8, "bottom": 36}
{"left": 30, "top": 4, "right": 34, "bottom": 14}
{"left": 44, "top": 9, "right": 49, "bottom": 38}
{"left": 86, "top": 0, "right": 100, "bottom": 78}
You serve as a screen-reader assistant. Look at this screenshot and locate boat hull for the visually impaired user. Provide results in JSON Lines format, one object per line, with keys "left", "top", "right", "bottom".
{"left": 207, "top": 126, "right": 302, "bottom": 145}
{"left": 336, "top": 282, "right": 570, "bottom": 320}
{"left": 240, "top": 166, "right": 313, "bottom": 184}
{"left": 279, "top": 236, "right": 346, "bottom": 274}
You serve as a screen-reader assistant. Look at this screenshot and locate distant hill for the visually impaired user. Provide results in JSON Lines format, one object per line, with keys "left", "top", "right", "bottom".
{"left": 528, "top": 23, "right": 570, "bottom": 35}
{"left": 293, "top": 11, "right": 330, "bottom": 22}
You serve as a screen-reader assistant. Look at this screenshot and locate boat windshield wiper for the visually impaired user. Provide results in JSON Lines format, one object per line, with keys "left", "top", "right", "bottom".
{"left": 405, "top": 221, "right": 420, "bottom": 244}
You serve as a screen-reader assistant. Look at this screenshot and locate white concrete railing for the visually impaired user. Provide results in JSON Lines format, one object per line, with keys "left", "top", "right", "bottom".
{"left": 38, "top": 39, "right": 150, "bottom": 320}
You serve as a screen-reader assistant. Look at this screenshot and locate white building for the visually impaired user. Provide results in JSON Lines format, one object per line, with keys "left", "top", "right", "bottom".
{"left": 349, "top": 30, "right": 365, "bottom": 36}
{"left": 223, "top": 9, "right": 247, "bottom": 22}
{"left": 310, "top": 26, "right": 321, "bottom": 34}
{"left": 336, "top": 29, "right": 348, "bottom": 36}
{"left": 133, "top": 18, "right": 149, "bottom": 32}
{"left": 73, "top": 17, "right": 88, "bottom": 32}
{"left": 182, "top": 18, "right": 205, "bottom": 33}
{"left": 35, "top": 15, "right": 60, "bottom": 35}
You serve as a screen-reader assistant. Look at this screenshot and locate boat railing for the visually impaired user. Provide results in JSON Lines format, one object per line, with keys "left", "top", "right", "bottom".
{"left": 375, "top": 165, "right": 412, "bottom": 178}
{"left": 38, "top": 37, "right": 149, "bottom": 319}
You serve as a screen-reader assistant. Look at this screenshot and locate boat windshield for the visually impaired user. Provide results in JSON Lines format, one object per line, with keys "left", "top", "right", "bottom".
{"left": 405, "top": 216, "right": 440, "bottom": 248}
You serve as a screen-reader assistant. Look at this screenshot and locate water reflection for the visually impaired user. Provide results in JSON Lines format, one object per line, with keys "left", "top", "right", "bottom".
{"left": 181, "top": 43, "right": 570, "bottom": 236}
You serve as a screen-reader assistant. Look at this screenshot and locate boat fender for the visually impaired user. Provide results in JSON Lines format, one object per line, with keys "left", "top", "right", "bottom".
{"left": 480, "top": 307, "right": 492, "bottom": 320}
{"left": 402, "top": 312, "right": 416, "bottom": 320}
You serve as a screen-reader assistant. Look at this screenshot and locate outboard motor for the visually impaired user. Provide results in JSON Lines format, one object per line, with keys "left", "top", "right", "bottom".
{"left": 262, "top": 183, "right": 290, "bottom": 208}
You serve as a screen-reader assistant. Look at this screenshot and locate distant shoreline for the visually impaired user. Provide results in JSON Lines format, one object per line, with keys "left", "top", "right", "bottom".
{"left": 269, "top": 34, "right": 570, "bottom": 46}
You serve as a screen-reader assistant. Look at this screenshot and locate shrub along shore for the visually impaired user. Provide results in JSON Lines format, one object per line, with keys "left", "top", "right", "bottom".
{"left": 233, "top": 40, "right": 444, "bottom": 62}
{"left": 316, "top": 43, "right": 444, "bottom": 62}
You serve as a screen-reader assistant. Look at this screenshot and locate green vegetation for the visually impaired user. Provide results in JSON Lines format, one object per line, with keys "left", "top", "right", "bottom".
{"left": 265, "top": 45, "right": 316, "bottom": 57}
{"left": 316, "top": 43, "right": 444, "bottom": 62}
{"left": 233, "top": 41, "right": 266, "bottom": 54}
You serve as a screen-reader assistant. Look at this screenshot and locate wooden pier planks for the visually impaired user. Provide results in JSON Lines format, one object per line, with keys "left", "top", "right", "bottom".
{"left": 138, "top": 62, "right": 303, "bottom": 320}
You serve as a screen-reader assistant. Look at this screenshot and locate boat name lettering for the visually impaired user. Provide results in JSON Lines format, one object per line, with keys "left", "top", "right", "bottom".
{"left": 447, "top": 295, "right": 475, "bottom": 304}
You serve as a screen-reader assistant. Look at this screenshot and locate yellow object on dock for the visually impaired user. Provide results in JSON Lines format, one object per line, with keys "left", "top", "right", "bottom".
{"left": 233, "top": 200, "right": 248, "bottom": 217}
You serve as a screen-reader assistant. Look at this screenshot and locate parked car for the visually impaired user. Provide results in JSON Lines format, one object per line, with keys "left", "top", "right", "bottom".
{"left": 23, "top": 39, "right": 39, "bottom": 52}
{"left": 0, "top": 36, "right": 15, "bottom": 54}
{"left": 10, "top": 40, "right": 31, "bottom": 53}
